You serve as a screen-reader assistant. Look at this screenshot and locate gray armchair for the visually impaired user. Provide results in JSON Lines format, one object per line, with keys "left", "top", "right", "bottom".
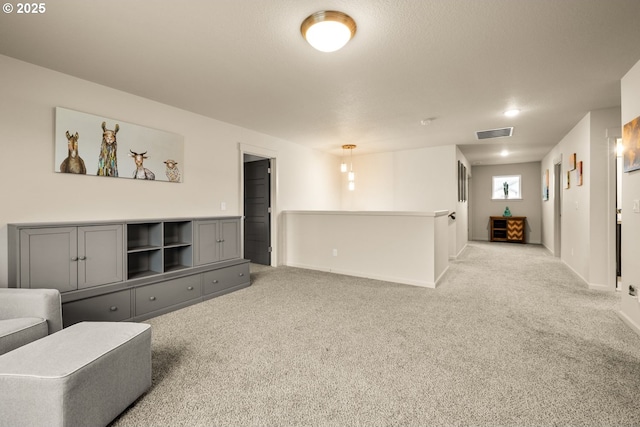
{"left": 0, "top": 288, "right": 63, "bottom": 355}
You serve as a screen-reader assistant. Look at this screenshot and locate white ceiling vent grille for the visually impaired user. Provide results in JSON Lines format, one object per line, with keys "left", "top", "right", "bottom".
{"left": 476, "top": 127, "right": 514, "bottom": 140}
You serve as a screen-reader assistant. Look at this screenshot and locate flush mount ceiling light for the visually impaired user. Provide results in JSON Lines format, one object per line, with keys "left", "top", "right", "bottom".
{"left": 504, "top": 109, "right": 520, "bottom": 117}
{"left": 301, "top": 11, "right": 356, "bottom": 52}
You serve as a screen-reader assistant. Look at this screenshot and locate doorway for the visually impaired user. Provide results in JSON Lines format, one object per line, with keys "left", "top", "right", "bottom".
{"left": 243, "top": 155, "right": 271, "bottom": 265}
{"left": 553, "top": 161, "right": 562, "bottom": 257}
{"left": 616, "top": 137, "right": 623, "bottom": 281}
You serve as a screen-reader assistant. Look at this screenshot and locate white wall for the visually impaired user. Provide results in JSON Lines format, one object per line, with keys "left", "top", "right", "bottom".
{"left": 620, "top": 59, "right": 640, "bottom": 332}
{"left": 455, "top": 148, "right": 470, "bottom": 258}
{"left": 470, "top": 162, "right": 542, "bottom": 244}
{"left": 339, "top": 145, "right": 468, "bottom": 258}
{"left": 0, "top": 55, "right": 341, "bottom": 284}
{"left": 283, "top": 210, "right": 449, "bottom": 287}
{"left": 589, "top": 108, "right": 620, "bottom": 290}
{"left": 540, "top": 107, "right": 620, "bottom": 290}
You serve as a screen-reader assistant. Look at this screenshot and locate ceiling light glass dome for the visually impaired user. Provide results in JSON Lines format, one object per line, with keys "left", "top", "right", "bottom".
{"left": 301, "top": 11, "right": 357, "bottom": 53}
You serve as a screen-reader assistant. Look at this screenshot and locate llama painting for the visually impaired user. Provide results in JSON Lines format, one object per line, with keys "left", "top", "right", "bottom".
{"left": 97, "top": 121, "right": 119, "bottom": 177}
{"left": 59, "top": 131, "right": 87, "bottom": 174}
{"left": 55, "top": 107, "right": 184, "bottom": 181}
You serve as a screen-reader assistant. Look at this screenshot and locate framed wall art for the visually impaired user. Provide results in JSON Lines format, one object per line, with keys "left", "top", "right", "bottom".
{"left": 577, "top": 161, "right": 583, "bottom": 186}
{"left": 457, "top": 161, "right": 467, "bottom": 202}
{"left": 55, "top": 107, "right": 184, "bottom": 182}
{"left": 623, "top": 115, "right": 640, "bottom": 173}
{"left": 458, "top": 161, "right": 462, "bottom": 202}
{"left": 568, "top": 153, "right": 577, "bottom": 171}
{"left": 492, "top": 175, "right": 521, "bottom": 200}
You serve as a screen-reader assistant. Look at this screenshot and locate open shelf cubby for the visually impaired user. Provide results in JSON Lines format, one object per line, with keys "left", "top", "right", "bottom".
{"left": 127, "top": 222, "right": 162, "bottom": 251}
{"left": 126, "top": 220, "right": 195, "bottom": 279}
{"left": 127, "top": 249, "right": 162, "bottom": 280}
{"left": 164, "top": 246, "right": 193, "bottom": 272}
{"left": 164, "top": 221, "right": 192, "bottom": 247}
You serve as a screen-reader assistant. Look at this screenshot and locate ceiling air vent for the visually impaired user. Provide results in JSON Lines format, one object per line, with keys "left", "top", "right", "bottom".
{"left": 476, "top": 127, "right": 514, "bottom": 140}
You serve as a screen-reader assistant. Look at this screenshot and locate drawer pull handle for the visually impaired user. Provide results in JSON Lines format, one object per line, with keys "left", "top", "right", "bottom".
{"left": 71, "top": 257, "right": 78, "bottom": 261}
{"left": 110, "top": 306, "right": 118, "bottom": 312}
{"left": 239, "top": 273, "right": 244, "bottom": 277}
{"left": 212, "top": 280, "right": 219, "bottom": 284}
{"left": 78, "top": 256, "right": 86, "bottom": 261}
{"left": 187, "top": 286, "right": 194, "bottom": 291}
{"left": 149, "top": 296, "right": 156, "bottom": 301}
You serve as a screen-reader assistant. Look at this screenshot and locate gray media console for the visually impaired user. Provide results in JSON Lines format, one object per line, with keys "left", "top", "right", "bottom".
{"left": 7, "top": 216, "right": 250, "bottom": 326}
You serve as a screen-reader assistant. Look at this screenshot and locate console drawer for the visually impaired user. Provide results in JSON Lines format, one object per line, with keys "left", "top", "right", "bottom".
{"left": 63, "top": 289, "right": 132, "bottom": 327}
{"left": 135, "top": 275, "right": 201, "bottom": 316}
{"left": 203, "top": 263, "right": 249, "bottom": 295}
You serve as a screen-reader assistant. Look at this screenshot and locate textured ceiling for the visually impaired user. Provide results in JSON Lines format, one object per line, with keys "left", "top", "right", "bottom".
{"left": 1, "top": 0, "right": 640, "bottom": 165}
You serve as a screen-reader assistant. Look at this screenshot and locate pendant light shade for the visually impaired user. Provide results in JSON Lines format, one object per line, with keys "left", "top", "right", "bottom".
{"left": 340, "top": 145, "right": 347, "bottom": 172}
{"left": 301, "top": 11, "right": 357, "bottom": 52}
{"left": 341, "top": 144, "right": 357, "bottom": 191}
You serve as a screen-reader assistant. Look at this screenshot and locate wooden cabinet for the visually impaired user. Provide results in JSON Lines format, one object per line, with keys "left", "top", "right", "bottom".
{"left": 8, "top": 217, "right": 250, "bottom": 325}
{"left": 194, "top": 218, "right": 240, "bottom": 265}
{"left": 16, "top": 224, "right": 123, "bottom": 292}
{"left": 490, "top": 216, "right": 526, "bottom": 243}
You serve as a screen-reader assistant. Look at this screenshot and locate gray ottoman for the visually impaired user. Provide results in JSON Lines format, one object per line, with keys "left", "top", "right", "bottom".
{"left": 0, "top": 321, "right": 151, "bottom": 427}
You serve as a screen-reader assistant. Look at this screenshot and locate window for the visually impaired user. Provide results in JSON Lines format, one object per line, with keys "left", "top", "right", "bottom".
{"left": 492, "top": 175, "right": 522, "bottom": 200}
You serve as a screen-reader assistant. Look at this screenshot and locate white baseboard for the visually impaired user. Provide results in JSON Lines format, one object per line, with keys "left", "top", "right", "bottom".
{"left": 588, "top": 283, "right": 612, "bottom": 291}
{"left": 618, "top": 310, "right": 640, "bottom": 337}
{"left": 284, "top": 262, "right": 438, "bottom": 289}
{"left": 561, "top": 260, "right": 615, "bottom": 292}
{"left": 449, "top": 243, "right": 469, "bottom": 260}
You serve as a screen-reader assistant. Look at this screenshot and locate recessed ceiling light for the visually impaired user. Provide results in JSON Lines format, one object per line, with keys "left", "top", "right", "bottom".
{"left": 504, "top": 109, "right": 520, "bottom": 117}
{"left": 500, "top": 150, "right": 509, "bottom": 157}
{"left": 301, "top": 11, "right": 357, "bottom": 52}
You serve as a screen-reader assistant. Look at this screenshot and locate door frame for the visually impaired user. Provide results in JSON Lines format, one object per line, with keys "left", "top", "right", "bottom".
{"left": 553, "top": 159, "right": 562, "bottom": 258}
{"left": 239, "top": 143, "right": 278, "bottom": 266}
{"left": 606, "top": 127, "right": 622, "bottom": 289}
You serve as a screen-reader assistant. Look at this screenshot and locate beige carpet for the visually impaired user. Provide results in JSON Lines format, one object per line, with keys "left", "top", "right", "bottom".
{"left": 110, "top": 242, "right": 640, "bottom": 426}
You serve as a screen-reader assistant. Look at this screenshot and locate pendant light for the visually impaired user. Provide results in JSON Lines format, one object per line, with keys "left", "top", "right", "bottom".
{"left": 340, "top": 145, "right": 347, "bottom": 173}
{"left": 341, "top": 144, "right": 356, "bottom": 191}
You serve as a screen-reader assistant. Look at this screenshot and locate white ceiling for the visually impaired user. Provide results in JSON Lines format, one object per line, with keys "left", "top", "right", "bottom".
{"left": 2, "top": 0, "right": 640, "bottom": 165}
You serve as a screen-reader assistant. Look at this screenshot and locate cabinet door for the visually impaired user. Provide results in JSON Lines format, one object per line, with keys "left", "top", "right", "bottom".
{"left": 219, "top": 219, "right": 240, "bottom": 261}
{"left": 20, "top": 227, "right": 78, "bottom": 292}
{"left": 194, "top": 220, "right": 220, "bottom": 265}
{"left": 78, "top": 225, "right": 124, "bottom": 289}
{"left": 507, "top": 219, "right": 525, "bottom": 242}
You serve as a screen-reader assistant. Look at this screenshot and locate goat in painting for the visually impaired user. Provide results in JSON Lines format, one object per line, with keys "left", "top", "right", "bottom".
{"left": 130, "top": 150, "right": 155, "bottom": 180}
